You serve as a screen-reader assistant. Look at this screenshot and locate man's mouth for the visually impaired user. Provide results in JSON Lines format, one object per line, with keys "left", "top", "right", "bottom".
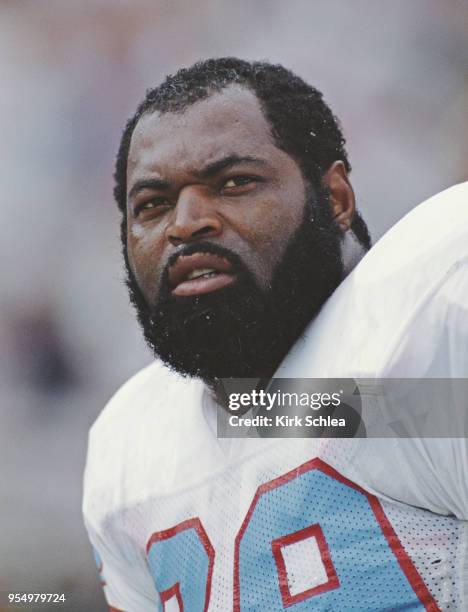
{"left": 168, "top": 252, "right": 237, "bottom": 297}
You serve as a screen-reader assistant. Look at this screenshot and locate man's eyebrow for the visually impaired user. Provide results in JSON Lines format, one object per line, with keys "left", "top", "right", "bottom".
{"left": 196, "top": 155, "right": 268, "bottom": 179}
{"left": 127, "top": 155, "right": 267, "bottom": 200}
{"left": 128, "top": 178, "right": 171, "bottom": 201}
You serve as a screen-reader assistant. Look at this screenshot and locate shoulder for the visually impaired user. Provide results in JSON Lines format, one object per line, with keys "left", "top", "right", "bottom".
{"left": 354, "top": 180, "right": 468, "bottom": 286}
{"left": 89, "top": 360, "right": 177, "bottom": 437}
{"left": 281, "top": 182, "right": 468, "bottom": 378}
{"left": 83, "top": 360, "right": 201, "bottom": 524}
{"left": 354, "top": 181, "right": 468, "bottom": 376}
{"left": 86, "top": 359, "right": 183, "bottom": 462}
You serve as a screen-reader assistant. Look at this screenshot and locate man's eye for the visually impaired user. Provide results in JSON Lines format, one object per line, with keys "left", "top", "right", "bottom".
{"left": 134, "top": 198, "right": 170, "bottom": 217}
{"left": 222, "top": 176, "right": 255, "bottom": 190}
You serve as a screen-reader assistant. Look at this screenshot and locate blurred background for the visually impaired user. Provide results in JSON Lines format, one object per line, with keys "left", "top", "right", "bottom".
{"left": 0, "top": 0, "right": 467, "bottom": 609}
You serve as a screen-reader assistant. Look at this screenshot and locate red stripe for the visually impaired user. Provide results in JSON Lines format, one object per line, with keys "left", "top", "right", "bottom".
{"left": 147, "top": 516, "right": 215, "bottom": 612}
{"left": 233, "top": 456, "right": 440, "bottom": 612}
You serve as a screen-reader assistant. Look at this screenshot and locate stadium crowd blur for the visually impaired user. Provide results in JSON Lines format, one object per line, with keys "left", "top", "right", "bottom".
{"left": 0, "top": 1, "right": 467, "bottom": 609}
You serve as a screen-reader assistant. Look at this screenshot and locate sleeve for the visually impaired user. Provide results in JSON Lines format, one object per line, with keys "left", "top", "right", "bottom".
{"left": 390, "top": 262, "right": 468, "bottom": 519}
{"left": 84, "top": 512, "right": 160, "bottom": 612}
{"left": 82, "top": 414, "right": 161, "bottom": 612}
{"left": 422, "top": 261, "right": 468, "bottom": 519}
{"left": 358, "top": 262, "right": 468, "bottom": 519}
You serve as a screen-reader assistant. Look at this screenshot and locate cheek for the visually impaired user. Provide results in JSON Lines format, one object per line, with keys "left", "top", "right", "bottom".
{"left": 233, "top": 199, "right": 304, "bottom": 288}
{"left": 127, "top": 223, "right": 166, "bottom": 302}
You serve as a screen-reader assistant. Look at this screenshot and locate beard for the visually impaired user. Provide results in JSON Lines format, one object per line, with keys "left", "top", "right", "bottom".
{"left": 124, "top": 188, "right": 343, "bottom": 381}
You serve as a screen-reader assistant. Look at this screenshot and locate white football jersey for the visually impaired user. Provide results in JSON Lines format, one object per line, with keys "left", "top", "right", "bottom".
{"left": 84, "top": 182, "right": 468, "bottom": 611}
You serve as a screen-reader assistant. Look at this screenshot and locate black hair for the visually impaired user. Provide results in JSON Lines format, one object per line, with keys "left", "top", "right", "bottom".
{"left": 114, "top": 57, "right": 371, "bottom": 249}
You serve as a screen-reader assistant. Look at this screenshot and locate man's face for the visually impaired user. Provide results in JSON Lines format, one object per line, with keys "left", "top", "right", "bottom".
{"left": 125, "top": 86, "right": 343, "bottom": 379}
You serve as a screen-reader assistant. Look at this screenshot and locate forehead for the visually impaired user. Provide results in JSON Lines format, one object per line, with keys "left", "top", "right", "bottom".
{"left": 127, "top": 86, "right": 278, "bottom": 182}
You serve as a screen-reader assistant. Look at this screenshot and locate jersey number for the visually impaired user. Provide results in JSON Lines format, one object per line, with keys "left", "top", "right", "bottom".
{"left": 146, "top": 458, "right": 439, "bottom": 611}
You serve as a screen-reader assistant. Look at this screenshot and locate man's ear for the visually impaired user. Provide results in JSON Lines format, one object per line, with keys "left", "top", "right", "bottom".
{"left": 323, "top": 161, "right": 355, "bottom": 233}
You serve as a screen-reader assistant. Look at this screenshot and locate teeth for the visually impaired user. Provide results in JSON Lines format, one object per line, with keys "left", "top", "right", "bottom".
{"left": 187, "top": 268, "right": 217, "bottom": 280}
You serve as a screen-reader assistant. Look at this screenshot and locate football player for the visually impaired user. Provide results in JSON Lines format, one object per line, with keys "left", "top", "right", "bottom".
{"left": 83, "top": 58, "right": 468, "bottom": 610}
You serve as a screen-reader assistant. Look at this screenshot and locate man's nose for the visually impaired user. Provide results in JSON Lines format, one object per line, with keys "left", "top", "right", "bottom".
{"left": 165, "top": 186, "right": 222, "bottom": 246}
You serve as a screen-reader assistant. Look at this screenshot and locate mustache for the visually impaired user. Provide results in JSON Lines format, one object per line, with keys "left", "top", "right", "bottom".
{"left": 159, "top": 241, "right": 249, "bottom": 297}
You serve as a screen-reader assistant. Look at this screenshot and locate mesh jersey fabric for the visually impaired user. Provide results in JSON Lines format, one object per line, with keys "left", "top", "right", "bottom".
{"left": 86, "top": 436, "right": 466, "bottom": 611}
